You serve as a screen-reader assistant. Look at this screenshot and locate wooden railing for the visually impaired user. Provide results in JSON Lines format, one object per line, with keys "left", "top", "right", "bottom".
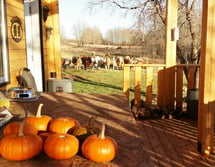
{"left": 123, "top": 64, "right": 200, "bottom": 111}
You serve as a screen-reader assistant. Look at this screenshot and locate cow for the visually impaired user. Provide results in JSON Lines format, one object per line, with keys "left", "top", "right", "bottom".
{"left": 81, "top": 55, "right": 93, "bottom": 70}
{"left": 92, "top": 55, "right": 103, "bottom": 70}
{"left": 72, "top": 56, "right": 83, "bottom": 70}
{"left": 124, "top": 56, "right": 131, "bottom": 64}
{"left": 115, "top": 56, "right": 124, "bottom": 70}
{"left": 103, "top": 54, "right": 111, "bottom": 70}
{"left": 61, "top": 58, "right": 72, "bottom": 69}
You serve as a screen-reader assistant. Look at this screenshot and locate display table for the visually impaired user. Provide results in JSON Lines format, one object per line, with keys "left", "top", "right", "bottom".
{"left": 0, "top": 92, "right": 143, "bottom": 167}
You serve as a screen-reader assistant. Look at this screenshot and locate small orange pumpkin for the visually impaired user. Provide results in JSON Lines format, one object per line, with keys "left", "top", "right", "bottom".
{"left": 3, "top": 121, "right": 38, "bottom": 136}
{"left": 81, "top": 123, "right": 118, "bottom": 163}
{"left": 44, "top": 133, "right": 79, "bottom": 159}
{"left": 0, "top": 118, "right": 43, "bottom": 161}
{"left": 71, "top": 116, "right": 101, "bottom": 154}
{"left": 72, "top": 116, "right": 101, "bottom": 136}
{"left": 26, "top": 103, "right": 52, "bottom": 132}
{"left": 49, "top": 117, "right": 80, "bottom": 134}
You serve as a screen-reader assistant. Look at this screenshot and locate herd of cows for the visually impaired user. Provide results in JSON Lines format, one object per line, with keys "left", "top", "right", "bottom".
{"left": 61, "top": 53, "right": 146, "bottom": 70}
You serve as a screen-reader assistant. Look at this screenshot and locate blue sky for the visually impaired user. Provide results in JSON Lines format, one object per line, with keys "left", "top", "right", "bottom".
{"left": 59, "top": 0, "right": 133, "bottom": 38}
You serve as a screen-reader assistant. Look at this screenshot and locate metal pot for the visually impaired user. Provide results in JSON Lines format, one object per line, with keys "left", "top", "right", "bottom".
{"left": 6, "top": 87, "right": 36, "bottom": 99}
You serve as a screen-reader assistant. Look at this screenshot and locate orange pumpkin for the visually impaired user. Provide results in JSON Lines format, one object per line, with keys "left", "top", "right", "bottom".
{"left": 26, "top": 103, "right": 52, "bottom": 132}
{"left": 3, "top": 121, "right": 38, "bottom": 136}
{"left": 0, "top": 118, "right": 43, "bottom": 161}
{"left": 81, "top": 123, "right": 118, "bottom": 163}
{"left": 49, "top": 117, "right": 80, "bottom": 133}
{"left": 71, "top": 116, "right": 100, "bottom": 154}
{"left": 44, "top": 133, "right": 79, "bottom": 159}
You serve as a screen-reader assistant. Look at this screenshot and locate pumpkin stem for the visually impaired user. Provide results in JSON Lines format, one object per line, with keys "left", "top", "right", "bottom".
{"left": 98, "top": 123, "right": 105, "bottom": 139}
{"left": 36, "top": 103, "right": 44, "bottom": 117}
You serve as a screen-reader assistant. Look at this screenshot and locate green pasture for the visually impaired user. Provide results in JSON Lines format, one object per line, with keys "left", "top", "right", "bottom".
{"left": 63, "top": 68, "right": 158, "bottom": 103}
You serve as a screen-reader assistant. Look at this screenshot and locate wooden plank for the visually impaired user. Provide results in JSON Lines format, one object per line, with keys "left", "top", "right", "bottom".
{"left": 165, "top": 67, "right": 176, "bottom": 110}
{"left": 146, "top": 67, "right": 153, "bottom": 106}
{"left": 134, "top": 66, "right": 142, "bottom": 108}
{"left": 123, "top": 66, "right": 130, "bottom": 104}
{"left": 123, "top": 64, "right": 165, "bottom": 67}
{"left": 176, "top": 67, "right": 183, "bottom": 111}
{"left": 187, "top": 66, "right": 195, "bottom": 89}
{"left": 157, "top": 68, "right": 165, "bottom": 108}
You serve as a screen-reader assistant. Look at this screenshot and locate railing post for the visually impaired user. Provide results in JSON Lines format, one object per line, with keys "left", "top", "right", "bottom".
{"left": 134, "top": 66, "right": 142, "bottom": 108}
{"left": 123, "top": 66, "right": 130, "bottom": 105}
{"left": 176, "top": 66, "right": 183, "bottom": 111}
{"left": 146, "top": 67, "right": 153, "bottom": 107}
{"left": 187, "top": 66, "right": 195, "bottom": 89}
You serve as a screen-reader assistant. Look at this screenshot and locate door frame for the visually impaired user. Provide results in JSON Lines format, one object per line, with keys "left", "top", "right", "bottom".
{"left": 24, "top": 0, "right": 44, "bottom": 91}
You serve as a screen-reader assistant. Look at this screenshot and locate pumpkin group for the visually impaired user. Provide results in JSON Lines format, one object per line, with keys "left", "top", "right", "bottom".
{"left": 0, "top": 102, "right": 118, "bottom": 163}
{"left": 82, "top": 123, "right": 118, "bottom": 163}
{"left": 0, "top": 118, "right": 43, "bottom": 161}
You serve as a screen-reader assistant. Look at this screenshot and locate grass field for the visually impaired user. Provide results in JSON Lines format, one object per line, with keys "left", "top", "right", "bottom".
{"left": 63, "top": 68, "right": 158, "bottom": 103}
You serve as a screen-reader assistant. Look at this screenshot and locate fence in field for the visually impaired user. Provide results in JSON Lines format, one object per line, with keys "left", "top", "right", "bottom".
{"left": 123, "top": 64, "right": 200, "bottom": 111}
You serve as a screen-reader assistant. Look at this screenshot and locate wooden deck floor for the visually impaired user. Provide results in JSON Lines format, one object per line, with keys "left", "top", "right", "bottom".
{"left": 0, "top": 93, "right": 215, "bottom": 167}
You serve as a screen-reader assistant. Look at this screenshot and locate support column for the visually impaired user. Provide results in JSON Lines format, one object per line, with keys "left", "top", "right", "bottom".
{"left": 158, "top": 0, "right": 178, "bottom": 109}
{"left": 198, "top": 0, "right": 215, "bottom": 155}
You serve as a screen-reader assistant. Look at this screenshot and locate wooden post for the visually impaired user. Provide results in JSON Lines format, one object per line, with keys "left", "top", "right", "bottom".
{"left": 134, "top": 66, "right": 142, "bottom": 108}
{"left": 165, "top": 0, "right": 178, "bottom": 67}
{"left": 198, "top": 0, "right": 215, "bottom": 155}
{"left": 187, "top": 66, "right": 195, "bottom": 89}
{"left": 123, "top": 66, "right": 130, "bottom": 105}
{"left": 160, "top": 0, "right": 178, "bottom": 109}
{"left": 176, "top": 66, "right": 183, "bottom": 111}
{"left": 146, "top": 67, "right": 153, "bottom": 107}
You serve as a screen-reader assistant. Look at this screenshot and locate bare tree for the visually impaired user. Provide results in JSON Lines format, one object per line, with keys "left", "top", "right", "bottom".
{"left": 72, "top": 22, "right": 87, "bottom": 46}
{"left": 88, "top": 0, "right": 202, "bottom": 85}
{"left": 81, "top": 26, "right": 103, "bottom": 44}
{"left": 105, "top": 28, "right": 143, "bottom": 45}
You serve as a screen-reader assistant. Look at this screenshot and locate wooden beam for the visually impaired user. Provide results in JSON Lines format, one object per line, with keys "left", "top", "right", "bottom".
{"left": 198, "top": 0, "right": 215, "bottom": 155}
{"left": 160, "top": 0, "right": 178, "bottom": 109}
{"left": 146, "top": 67, "right": 153, "bottom": 106}
{"left": 123, "top": 66, "right": 130, "bottom": 105}
{"left": 176, "top": 66, "right": 183, "bottom": 111}
{"left": 165, "top": 0, "right": 178, "bottom": 67}
{"left": 134, "top": 67, "right": 142, "bottom": 108}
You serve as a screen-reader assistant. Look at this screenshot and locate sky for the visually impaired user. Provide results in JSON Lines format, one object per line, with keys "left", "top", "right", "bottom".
{"left": 58, "top": 0, "right": 133, "bottom": 39}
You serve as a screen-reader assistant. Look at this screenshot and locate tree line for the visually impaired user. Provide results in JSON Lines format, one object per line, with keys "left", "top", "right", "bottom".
{"left": 61, "top": 23, "right": 144, "bottom": 47}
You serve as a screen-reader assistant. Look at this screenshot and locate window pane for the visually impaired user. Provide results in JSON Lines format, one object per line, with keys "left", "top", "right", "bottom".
{"left": 0, "top": 0, "right": 9, "bottom": 86}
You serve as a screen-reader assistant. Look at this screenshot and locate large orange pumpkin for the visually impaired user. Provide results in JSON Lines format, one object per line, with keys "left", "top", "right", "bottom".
{"left": 3, "top": 121, "right": 38, "bottom": 136}
{"left": 81, "top": 123, "right": 118, "bottom": 163}
{"left": 49, "top": 117, "right": 80, "bottom": 133}
{"left": 44, "top": 133, "right": 79, "bottom": 159}
{"left": 26, "top": 103, "right": 52, "bottom": 132}
{"left": 0, "top": 118, "right": 43, "bottom": 161}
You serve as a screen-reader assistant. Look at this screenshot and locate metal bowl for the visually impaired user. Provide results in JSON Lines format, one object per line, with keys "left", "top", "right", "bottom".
{"left": 6, "top": 87, "right": 36, "bottom": 99}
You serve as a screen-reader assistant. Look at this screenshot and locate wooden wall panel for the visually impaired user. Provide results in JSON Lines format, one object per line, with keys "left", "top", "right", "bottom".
{"left": 42, "top": 0, "right": 62, "bottom": 90}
